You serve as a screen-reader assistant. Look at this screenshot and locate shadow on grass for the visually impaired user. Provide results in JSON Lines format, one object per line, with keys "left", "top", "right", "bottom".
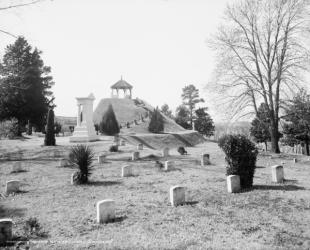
{"left": 106, "top": 215, "right": 127, "bottom": 224}
{"left": 0, "top": 205, "right": 26, "bottom": 217}
{"left": 256, "top": 166, "right": 266, "bottom": 169}
{"left": 183, "top": 201, "right": 199, "bottom": 206}
{"left": 10, "top": 169, "right": 28, "bottom": 174}
{"left": 87, "top": 180, "right": 122, "bottom": 186}
{"left": 252, "top": 184, "right": 305, "bottom": 191}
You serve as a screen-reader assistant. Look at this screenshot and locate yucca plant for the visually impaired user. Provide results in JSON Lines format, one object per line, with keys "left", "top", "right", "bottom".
{"left": 69, "top": 144, "right": 95, "bottom": 184}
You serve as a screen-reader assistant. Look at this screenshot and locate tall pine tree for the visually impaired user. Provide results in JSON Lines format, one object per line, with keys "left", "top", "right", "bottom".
{"left": 99, "top": 104, "right": 120, "bottom": 136}
{"left": 194, "top": 107, "right": 215, "bottom": 137}
{"left": 282, "top": 90, "right": 310, "bottom": 155}
{"left": 148, "top": 107, "right": 164, "bottom": 133}
{"left": 250, "top": 103, "right": 271, "bottom": 151}
{"left": 181, "top": 85, "right": 204, "bottom": 128}
{"left": 0, "top": 37, "right": 54, "bottom": 136}
{"left": 44, "top": 108, "right": 56, "bottom": 146}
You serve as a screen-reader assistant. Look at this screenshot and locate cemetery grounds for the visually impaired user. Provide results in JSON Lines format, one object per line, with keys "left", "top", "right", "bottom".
{"left": 0, "top": 136, "right": 310, "bottom": 249}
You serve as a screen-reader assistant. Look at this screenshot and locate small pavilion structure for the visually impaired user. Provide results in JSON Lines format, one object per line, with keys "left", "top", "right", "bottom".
{"left": 111, "top": 77, "right": 133, "bottom": 99}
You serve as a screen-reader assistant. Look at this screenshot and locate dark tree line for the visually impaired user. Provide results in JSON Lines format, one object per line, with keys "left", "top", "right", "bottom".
{"left": 0, "top": 37, "right": 54, "bottom": 136}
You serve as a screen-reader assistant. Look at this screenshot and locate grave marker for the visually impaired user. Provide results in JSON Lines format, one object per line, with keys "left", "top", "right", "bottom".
{"left": 227, "top": 175, "right": 241, "bottom": 193}
{"left": 164, "top": 161, "right": 174, "bottom": 171}
{"left": 201, "top": 154, "right": 210, "bottom": 166}
{"left": 122, "top": 165, "right": 133, "bottom": 177}
{"left": 59, "top": 159, "right": 70, "bottom": 167}
{"left": 271, "top": 165, "right": 284, "bottom": 183}
{"left": 97, "top": 199, "right": 115, "bottom": 223}
{"left": 162, "top": 148, "right": 169, "bottom": 157}
{"left": 0, "top": 219, "right": 12, "bottom": 245}
{"left": 170, "top": 186, "right": 185, "bottom": 206}
{"left": 132, "top": 152, "right": 139, "bottom": 161}
{"left": 98, "top": 155, "right": 106, "bottom": 164}
{"left": 12, "top": 162, "right": 22, "bottom": 172}
{"left": 5, "top": 180, "right": 20, "bottom": 195}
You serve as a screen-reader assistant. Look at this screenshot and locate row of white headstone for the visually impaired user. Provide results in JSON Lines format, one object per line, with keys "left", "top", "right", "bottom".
{"left": 96, "top": 185, "right": 186, "bottom": 223}
{"left": 227, "top": 165, "right": 285, "bottom": 193}
{"left": 98, "top": 148, "right": 211, "bottom": 167}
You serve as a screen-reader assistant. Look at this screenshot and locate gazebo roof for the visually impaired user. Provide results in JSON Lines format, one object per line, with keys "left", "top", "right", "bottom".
{"left": 111, "top": 78, "right": 133, "bottom": 90}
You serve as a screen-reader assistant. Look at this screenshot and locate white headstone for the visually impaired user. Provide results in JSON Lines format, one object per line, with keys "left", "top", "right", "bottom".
{"left": 271, "top": 165, "right": 284, "bottom": 183}
{"left": 5, "top": 180, "right": 20, "bottom": 195}
{"left": 162, "top": 148, "right": 169, "bottom": 157}
{"left": 0, "top": 219, "right": 12, "bottom": 245}
{"left": 132, "top": 152, "right": 139, "bottom": 161}
{"left": 12, "top": 162, "right": 22, "bottom": 172}
{"left": 122, "top": 165, "right": 133, "bottom": 177}
{"left": 137, "top": 144, "right": 143, "bottom": 150}
{"left": 164, "top": 161, "right": 174, "bottom": 171}
{"left": 98, "top": 155, "right": 106, "bottom": 164}
{"left": 70, "top": 93, "right": 99, "bottom": 142}
{"left": 201, "top": 154, "right": 210, "bottom": 166}
{"left": 59, "top": 159, "right": 69, "bottom": 167}
{"left": 293, "top": 158, "right": 297, "bottom": 163}
{"left": 97, "top": 199, "right": 115, "bottom": 223}
{"left": 227, "top": 175, "right": 241, "bottom": 193}
{"left": 170, "top": 185, "right": 185, "bottom": 206}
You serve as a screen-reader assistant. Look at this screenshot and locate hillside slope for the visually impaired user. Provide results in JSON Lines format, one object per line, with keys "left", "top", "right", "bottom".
{"left": 93, "top": 98, "right": 185, "bottom": 133}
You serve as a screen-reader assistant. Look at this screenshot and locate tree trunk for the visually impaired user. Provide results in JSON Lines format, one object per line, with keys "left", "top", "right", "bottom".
{"left": 27, "top": 120, "right": 32, "bottom": 135}
{"left": 270, "top": 120, "right": 280, "bottom": 153}
{"left": 264, "top": 141, "right": 268, "bottom": 151}
{"left": 305, "top": 139, "right": 309, "bottom": 156}
{"left": 17, "top": 120, "right": 23, "bottom": 137}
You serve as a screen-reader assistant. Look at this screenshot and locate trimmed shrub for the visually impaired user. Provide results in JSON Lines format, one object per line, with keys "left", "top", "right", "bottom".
{"left": 99, "top": 104, "right": 120, "bottom": 136}
{"left": 177, "top": 146, "right": 187, "bottom": 155}
{"left": 218, "top": 134, "right": 258, "bottom": 189}
{"left": 44, "top": 109, "right": 56, "bottom": 146}
{"left": 69, "top": 144, "right": 94, "bottom": 184}
{"left": 54, "top": 122, "right": 62, "bottom": 135}
{"left": 0, "top": 119, "right": 19, "bottom": 139}
{"left": 148, "top": 107, "right": 164, "bottom": 133}
{"left": 109, "top": 145, "right": 118, "bottom": 152}
{"left": 23, "top": 217, "right": 48, "bottom": 238}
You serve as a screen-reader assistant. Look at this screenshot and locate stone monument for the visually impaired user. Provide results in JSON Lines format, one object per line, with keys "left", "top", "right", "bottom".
{"left": 70, "top": 93, "right": 99, "bottom": 142}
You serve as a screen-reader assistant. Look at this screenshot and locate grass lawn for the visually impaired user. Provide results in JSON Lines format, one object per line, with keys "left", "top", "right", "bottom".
{"left": 0, "top": 136, "right": 310, "bottom": 249}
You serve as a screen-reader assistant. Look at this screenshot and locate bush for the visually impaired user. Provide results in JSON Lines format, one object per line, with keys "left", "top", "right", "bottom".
{"left": 23, "top": 217, "right": 48, "bottom": 238}
{"left": 109, "top": 145, "right": 118, "bottom": 152}
{"left": 54, "top": 122, "right": 62, "bottom": 135}
{"left": 218, "top": 134, "right": 258, "bottom": 189}
{"left": 0, "top": 119, "right": 19, "bottom": 139}
{"left": 99, "top": 104, "right": 120, "bottom": 136}
{"left": 177, "top": 146, "right": 187, "bottom": 155}
{"left": 44, "top": 109, "right": 56, "bottom": 146}
{"left": 69, "top": 144, "right": 94, "bottom": 184}
{"left": 148, "top": 107, "right": 164, "bottom": 133}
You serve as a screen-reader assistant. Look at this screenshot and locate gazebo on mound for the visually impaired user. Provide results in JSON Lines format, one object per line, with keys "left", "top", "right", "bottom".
{"left": 111, "top": 77, "right": 133, "bottom": 99}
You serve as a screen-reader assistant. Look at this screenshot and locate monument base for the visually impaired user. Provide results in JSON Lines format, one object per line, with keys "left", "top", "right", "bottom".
{"left": 69, "top": 126, "right": 99, "bottom": 143}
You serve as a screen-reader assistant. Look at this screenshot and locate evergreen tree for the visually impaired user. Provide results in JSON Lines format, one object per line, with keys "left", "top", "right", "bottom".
{"left": 250, "top": 103, "right": 271, "bottom": 151}
{"left": 0, "top": 37, "right": 54, "bottom": 136}
{"left": 194, "top": 107, "right": 215, "bottom": 137}
{"left": 282, "top": 89, "right": 310, "bottom": 155}
{"left": 99, "top": 104, "right": 120, "bottom": 135}
{"left": 148, "top": 107, "right": 164, "bottom": 133}
{"left": 160, "top": 104, "right": 174, "bottom": 119}
{"left": 181, "top": 85, "right": 204, "bottom": 127}
{"left": 175, "top": 105, "right": 191, "bottom": 129}
{"left": 44, "top": 108, "right": 55, "bottom": 146}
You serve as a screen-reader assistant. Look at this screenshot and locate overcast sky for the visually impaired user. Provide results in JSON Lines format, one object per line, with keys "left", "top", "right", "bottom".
{"left": 1, "top": 0, "right": 308, "bottom": 122}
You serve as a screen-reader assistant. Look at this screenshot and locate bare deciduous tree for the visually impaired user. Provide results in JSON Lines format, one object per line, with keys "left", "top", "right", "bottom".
{"left": 209, "top": 0, "right": 310, "bottom": 153}
{"left": 0, "top": 0, "right": 47, "bottom": 38}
